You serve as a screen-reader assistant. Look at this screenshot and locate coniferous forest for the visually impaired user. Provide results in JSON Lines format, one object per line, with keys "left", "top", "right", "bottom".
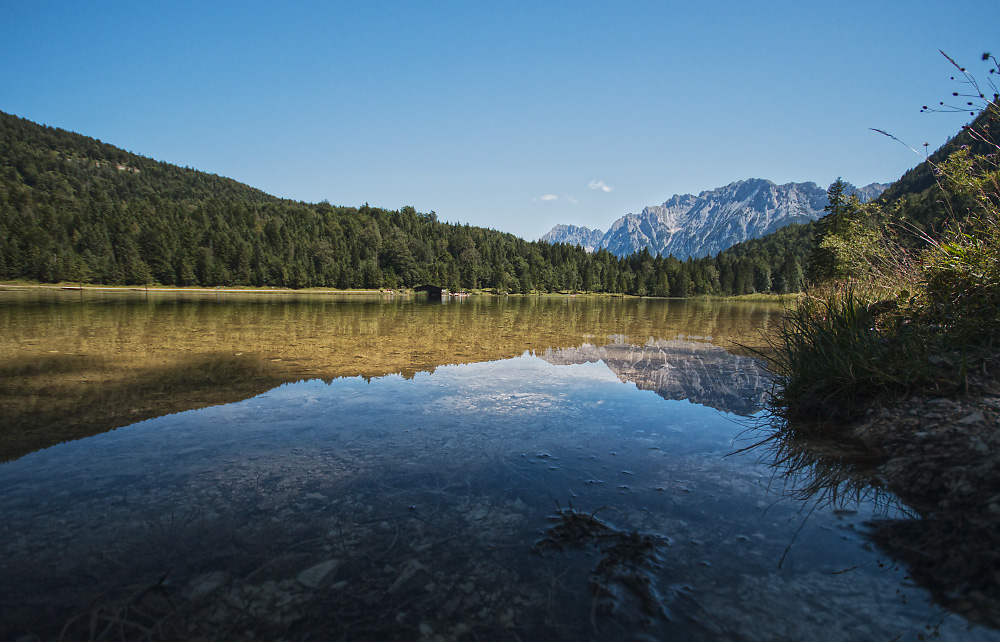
{"left": 0, "top": 108, "right": 964, "bottom": 296}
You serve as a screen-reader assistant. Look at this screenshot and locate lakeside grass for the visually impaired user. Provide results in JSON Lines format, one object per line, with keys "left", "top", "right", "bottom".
{"left": 760, "top": 199, "right": 999, "bottom": 429}
{"left": 760, "top": 280, "right": 998, "bottom": 429}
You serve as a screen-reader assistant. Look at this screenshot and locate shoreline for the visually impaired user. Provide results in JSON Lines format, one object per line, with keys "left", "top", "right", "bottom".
{"left": 852, "top": 370, "right": 1000, "bottom": 626}
{"left": 0, "top": 283, "right": 396, "bottom": 295}
{"left": 852, "top": 366, "right": 1000, "bottom": 514}
{"left": 0, "top": 282, "right": 797, "bottom": 302}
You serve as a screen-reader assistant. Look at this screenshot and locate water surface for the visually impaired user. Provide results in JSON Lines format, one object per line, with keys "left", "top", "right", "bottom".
{"left": 0, "top": 292, "right": 993, "bottom": 641}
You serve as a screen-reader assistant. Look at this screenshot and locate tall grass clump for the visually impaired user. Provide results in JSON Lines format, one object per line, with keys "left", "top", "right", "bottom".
{"left": 763, "top": 286, "right": 927, "bottom": 425}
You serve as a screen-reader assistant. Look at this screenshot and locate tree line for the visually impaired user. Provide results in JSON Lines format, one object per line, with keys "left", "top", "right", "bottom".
{"left": 1, "top": 109, "right": 815, "bottom": 296}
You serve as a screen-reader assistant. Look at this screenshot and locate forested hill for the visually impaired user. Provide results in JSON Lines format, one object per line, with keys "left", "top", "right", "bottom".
{"left": 0, "top": 109, "right": 807, "bottom": 295}
{"left": 0, "top": 109, "right": 567, "bottom": 291}
{"left": 0, "top": 111, "right": 276, "bottom": 206}
{"left": 875, "top": 104, "right": 999, "bottom": 241}
{"left": 0, "top": 107, "right": 980, "bottom": 297}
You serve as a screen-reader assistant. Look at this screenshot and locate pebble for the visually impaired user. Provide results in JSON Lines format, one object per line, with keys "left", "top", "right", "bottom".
{"left": 296, "top": 559, "right": 340, "bottom": 589}
{"left": 958, "top": 410, "right": 986, "bottom": 425}
{"left": 186, "top": 571, "right": 230, "bottom": 600}
{"left": 256, "top": 498, "right": 278, "bottom": 511}
{"left": 389, "top": 559, "right": 432, "bottom": 594}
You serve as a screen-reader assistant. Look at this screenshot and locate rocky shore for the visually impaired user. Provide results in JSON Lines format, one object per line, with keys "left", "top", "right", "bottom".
{"left": 849, "top": 353, "right": 1000, "bottom": 628}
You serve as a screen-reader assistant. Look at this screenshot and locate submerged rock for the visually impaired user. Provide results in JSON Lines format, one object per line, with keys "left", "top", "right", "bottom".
{"left": 388, "top": 559, "right": 432, "bottom": 594}
{"left": 185, "top": 571, "right": 230, "bottom": 601}
{"left": 296, "top": 559, "right": 341, "bottom": 589}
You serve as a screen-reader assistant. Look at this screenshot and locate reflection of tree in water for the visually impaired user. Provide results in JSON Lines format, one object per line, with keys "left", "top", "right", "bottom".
{"left": 1, "top": 293, "right": 782, "bottom": 461}
{"left": 746, "top": 418, "right": 1000, "bottom": 630}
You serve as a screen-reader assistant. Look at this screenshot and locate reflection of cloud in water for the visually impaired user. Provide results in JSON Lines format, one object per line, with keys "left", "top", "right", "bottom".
{"left": 425, "top": 357, "right": 619, "bottom": 415}
{"left": 539, "top": 337, "right": 769, "bottom": 416}
{"left": 435, "top": 391, "right": 558, "bottom": 413}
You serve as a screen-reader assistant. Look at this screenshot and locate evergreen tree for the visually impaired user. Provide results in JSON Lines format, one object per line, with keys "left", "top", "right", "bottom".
{"left": 807, "top": 177, "right": 849, "bottom": 284}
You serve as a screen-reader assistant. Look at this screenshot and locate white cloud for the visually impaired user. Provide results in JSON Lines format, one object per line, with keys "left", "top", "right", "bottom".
{"left": 588, "top": 180, "right": 613, "bottom": 192}
{"left": 533, "top": 194, "right": 578, "bottom": 204}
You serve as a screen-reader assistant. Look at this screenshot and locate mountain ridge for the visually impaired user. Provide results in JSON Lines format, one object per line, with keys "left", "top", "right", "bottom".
{"left": 543, "top": 178, "right": 889, "bottom": 259}
{"left": 538, "top": 224, "right": 605, "bottom": 251}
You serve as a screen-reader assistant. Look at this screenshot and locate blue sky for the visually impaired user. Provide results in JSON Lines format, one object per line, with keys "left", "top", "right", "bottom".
{"left": 2, "top": 2, "right": 997, "bottom": 240}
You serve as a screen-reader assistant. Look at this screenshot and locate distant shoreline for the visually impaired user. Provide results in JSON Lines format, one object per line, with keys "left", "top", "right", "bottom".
{"left": 0, "top": 282, "right": 797, "bottom": 302}
{"left": 0, "top": 283, "right": 399, "bottom": 295}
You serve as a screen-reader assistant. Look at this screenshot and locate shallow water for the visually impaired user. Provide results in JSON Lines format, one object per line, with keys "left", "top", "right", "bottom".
{"left": 0, "top": 292, "right": 995, "bottom": 641}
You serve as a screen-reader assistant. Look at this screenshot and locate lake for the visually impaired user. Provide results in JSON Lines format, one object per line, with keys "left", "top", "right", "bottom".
{"left": 0, "top": 291, "right": 995, "bottom": 641}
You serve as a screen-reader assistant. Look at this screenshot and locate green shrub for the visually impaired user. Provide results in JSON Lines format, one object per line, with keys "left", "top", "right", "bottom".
{"left": 922, "top": 149, "right": 1000, "bottom": 344}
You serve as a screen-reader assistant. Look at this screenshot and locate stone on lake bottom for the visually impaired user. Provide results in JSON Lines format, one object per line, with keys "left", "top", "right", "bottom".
{"left": 185, "top": 571, "right": 230, "bottom": 600}
{"left": 297, "top": 559, "right": 341, "bottom": 589}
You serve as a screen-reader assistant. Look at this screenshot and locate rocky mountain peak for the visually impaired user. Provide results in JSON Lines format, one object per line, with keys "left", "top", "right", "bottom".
{"left": 541, "top": 179, "right": 888, "bottom": 259}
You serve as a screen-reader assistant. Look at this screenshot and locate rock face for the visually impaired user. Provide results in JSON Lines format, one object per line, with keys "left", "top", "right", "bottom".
{"left": 846, "top": 182, "right": 891, "bottom": 203}
{"left": 539, "top": 337, "right": 769, "bottom": 416}
{"left": 541, "top": 179, "right": 889, "bottom": 259}
{"left": 539, "top": 224, "right": 606, "bottom": 252}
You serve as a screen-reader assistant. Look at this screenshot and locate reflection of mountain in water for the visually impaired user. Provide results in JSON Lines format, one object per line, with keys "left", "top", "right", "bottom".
{"left": 540, "top": 337, "right": 769, "bottom": 416}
